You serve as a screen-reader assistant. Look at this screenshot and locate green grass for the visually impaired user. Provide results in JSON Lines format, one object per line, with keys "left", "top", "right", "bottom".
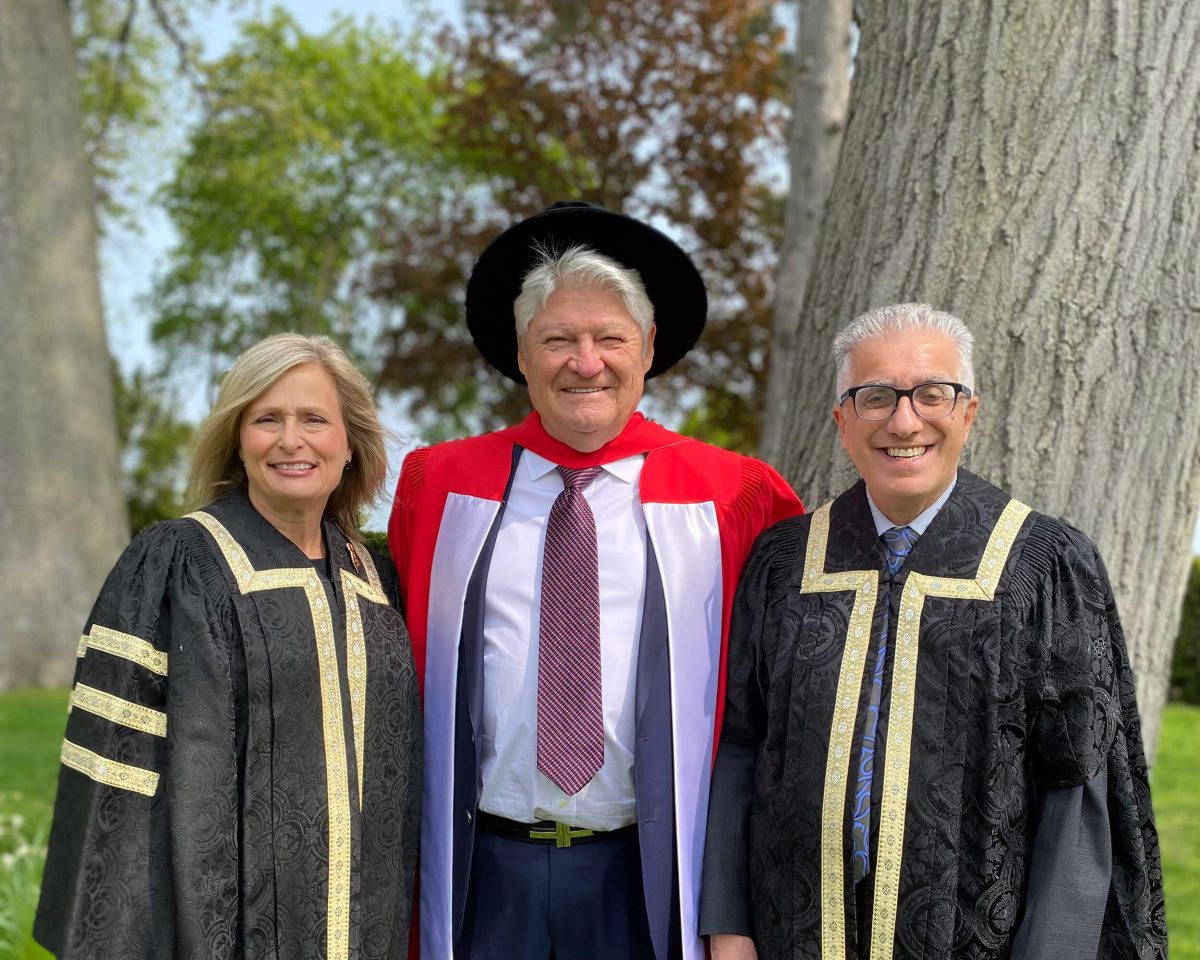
{"left": 1155, "top": 702, "right": 1200, "bottom": 959}
{"left": 0, "top": 691, "right": 1196, "bottom": 956}
{"left": 0, "top": 689, "right": 64, "bottom": 960}
{"left": 0, "top": 690, "right": 67, "bottom": 831}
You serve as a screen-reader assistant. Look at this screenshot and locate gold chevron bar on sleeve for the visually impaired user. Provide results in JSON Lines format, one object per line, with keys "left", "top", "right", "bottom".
{"left": 85, "top": 625, "right": 168, "bottom": 676}
{"left": 61, "top": 740, "right": 159, "bottom": 797}
{"left": 70, "top": 683, "right": 167, "bottom": 737}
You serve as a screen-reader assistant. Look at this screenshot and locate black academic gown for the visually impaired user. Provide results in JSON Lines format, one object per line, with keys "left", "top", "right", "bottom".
{"left": 35, "top": 489, "right": 421, "bottom": 960}
{"left": 701, "top": 471, "right": 1165, "bottom": 960}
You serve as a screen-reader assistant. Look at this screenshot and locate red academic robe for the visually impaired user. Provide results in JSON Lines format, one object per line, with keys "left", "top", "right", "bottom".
{"left": 389, "top": 412, "right": 802, "bottom": 959}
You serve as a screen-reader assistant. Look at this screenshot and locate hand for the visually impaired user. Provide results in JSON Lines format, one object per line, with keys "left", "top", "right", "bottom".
{"left": 709, "top": 933, "right": 758, "bottom": 960}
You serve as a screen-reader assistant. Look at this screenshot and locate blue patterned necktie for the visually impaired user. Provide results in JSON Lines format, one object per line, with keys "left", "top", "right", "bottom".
{"left": 852, "top": 525, "right": 919, "bottom": 883}
{"left": 881, "top": 525, "right": 920, "bottom": 578}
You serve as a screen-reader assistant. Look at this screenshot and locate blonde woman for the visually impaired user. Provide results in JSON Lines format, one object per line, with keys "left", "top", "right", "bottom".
{"left": 36, "top": 334, "right": 420, "bottom": 959}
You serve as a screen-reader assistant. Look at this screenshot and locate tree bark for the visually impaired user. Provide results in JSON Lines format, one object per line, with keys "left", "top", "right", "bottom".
{"left": 762, "top": 0, "right": 1200, "bottom": 761}
{"left": 760, "top": 0, "right": 854, "bottom": 463}
{"left": 0, "top": 0, "right": 129, "bottom": 687}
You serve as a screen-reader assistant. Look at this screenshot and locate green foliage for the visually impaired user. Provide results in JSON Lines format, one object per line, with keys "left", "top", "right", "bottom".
{"left": 1169, "top": 558, "right": 1200, "bottom": 704}
{"left": 359, "top": 529, "right": 391, "bottom": 560}
{"left": 372, "top": 0, "right": 791, "bottom": 448}
{"left": 113, "top": 366, "right": 194, "bottom": 533}
{"left": 677, "top": 390, "right": 762, "bottom": 456}
{"left": 72, "top": 0, "right": 238, "bottom": 221}
{"left": 134, "top": 1, "right": 789, "bottom": 449}
{"left": 151, "top": 7, "right": 458, "bottom": 374}
{"left": 73, "top": 0, "right": 169, "bottom": 215}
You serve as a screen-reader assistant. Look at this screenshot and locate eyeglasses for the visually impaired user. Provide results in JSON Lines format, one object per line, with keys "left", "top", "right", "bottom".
{"left": 838, "top": 381, "right": 973, "bottom": 421}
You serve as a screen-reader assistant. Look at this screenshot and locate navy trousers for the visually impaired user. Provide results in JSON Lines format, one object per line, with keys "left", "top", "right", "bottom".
{"left": 456, "top": 828, "right": 656, "bottom": 960}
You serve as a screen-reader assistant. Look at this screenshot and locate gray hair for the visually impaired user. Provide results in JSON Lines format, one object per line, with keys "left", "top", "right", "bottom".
{"left": 832, "top": 303, "right": 976, "bottom": 394}
{"left": 513, "top": 243, "right": 654, "bottom": 342}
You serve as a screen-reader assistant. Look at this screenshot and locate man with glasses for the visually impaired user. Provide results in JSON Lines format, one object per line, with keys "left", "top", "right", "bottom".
{"left": 699, "top": 304, "right": 1165, "bottom": 960}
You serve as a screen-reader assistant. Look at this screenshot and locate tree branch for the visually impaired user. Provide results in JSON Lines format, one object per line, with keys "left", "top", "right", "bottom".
{"left": 145, "top": 0, "right": 209, "bottom": 102}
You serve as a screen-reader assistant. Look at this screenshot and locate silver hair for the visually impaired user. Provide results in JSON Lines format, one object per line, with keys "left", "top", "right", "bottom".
{"left": 832, "top": 302, "right": 976, "bottom": 394}
{"left": 512, "top": 243, "right": 654, "bottom": 341}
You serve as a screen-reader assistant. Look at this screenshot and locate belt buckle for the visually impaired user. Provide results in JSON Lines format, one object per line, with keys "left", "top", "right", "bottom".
{"left": 528, "top": 821, "right": 595, "bottom": 848}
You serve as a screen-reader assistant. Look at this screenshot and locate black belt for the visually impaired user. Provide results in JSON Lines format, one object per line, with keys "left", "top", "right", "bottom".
{"left": 476, "top": 811, "right": 636, "bottom": 849}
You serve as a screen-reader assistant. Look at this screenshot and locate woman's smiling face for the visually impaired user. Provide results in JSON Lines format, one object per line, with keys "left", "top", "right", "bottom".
{"left": 239, "top": 362, "right": 351, "bottom": 522}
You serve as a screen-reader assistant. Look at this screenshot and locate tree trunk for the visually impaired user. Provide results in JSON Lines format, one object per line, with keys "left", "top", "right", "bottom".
{"left": 0, "top": 0, "right": 129, "bottom": 687}
{"left": 762, "top": 0, "right": 1200, "bottom": 761}
{"left": 760, "top": 0, "right": 854, "bottom": 463}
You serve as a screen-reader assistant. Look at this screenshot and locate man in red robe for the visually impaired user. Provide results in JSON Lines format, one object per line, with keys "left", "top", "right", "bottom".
{"left": 389, "top": 201, "right": 802, "bottom": 960}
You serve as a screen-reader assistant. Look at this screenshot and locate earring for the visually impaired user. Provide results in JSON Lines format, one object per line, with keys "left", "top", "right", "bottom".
{"left": 344, "top": 459, "right": 352, "bottom": 471}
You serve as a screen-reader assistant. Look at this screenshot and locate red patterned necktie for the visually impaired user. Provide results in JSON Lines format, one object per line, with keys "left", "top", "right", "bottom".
{"left": 536, "top": 465, "right": 604, "bottom": 795}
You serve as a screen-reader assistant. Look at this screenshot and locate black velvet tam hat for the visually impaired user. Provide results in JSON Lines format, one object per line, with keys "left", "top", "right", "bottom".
{"left": 465, "top": 201, "right": 707, "bottom": 383}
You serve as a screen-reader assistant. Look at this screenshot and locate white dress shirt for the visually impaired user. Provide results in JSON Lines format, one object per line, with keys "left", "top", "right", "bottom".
{"left": 865, "top": 475, "right": 957, "bottom": 537}
{"left": 477, "top": 450, "right": 647, "bottom": 830}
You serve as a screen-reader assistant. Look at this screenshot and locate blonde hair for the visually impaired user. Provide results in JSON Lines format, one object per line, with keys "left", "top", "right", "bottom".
{"left": 188, "top": 334, "right": 387, "bottom": 540}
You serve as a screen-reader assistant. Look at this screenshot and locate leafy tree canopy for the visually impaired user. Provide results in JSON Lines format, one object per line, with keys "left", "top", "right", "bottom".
{"left": 74, "top": 0, "right": 235, "bottom": 220}
{"left": 114, "top": 366, "right": 194, "bottom": 533}
{"left": 150, "top": 7, "right": 462, "bottom": 374}
{"left": 372, "top": 0, "right": 790, "bottom": 448}
{"left": 137, "top": 0, "right": 789, "bottom": 450}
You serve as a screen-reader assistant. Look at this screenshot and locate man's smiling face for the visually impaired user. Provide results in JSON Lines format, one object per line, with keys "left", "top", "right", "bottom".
{"left": 832, "top": 329, "right": 979, "bottom": 525}
{"left": 517, "top": 285, "right": 655, "bottom": 452}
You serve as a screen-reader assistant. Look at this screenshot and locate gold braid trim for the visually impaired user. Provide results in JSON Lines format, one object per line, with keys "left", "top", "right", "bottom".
{"left": 800, "top": 502, "right": 879, "bottom": 960}
{"left": 186, "top": 510, "right": 386, "bottom": 960}
{"left": 341, "top": 569, "right": 387, "bottom": 810}
{"left": 85, "top": 625, "right": 168, "bottom": 676}
{"left": 801, "top": 497, "right": 1030, "bottom": 960}
{"left": 868, "top": 498, "right": 1030, "bottom": 959}
{"left": 61, "top": 739, "right": 159, "bottom": 797}
{"left": 70, "top": 683, "right": 167, "bottom": 737}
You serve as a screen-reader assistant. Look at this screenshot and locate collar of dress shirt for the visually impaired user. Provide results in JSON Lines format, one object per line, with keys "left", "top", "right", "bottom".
{"left": 521, "top": 448, "right": 644, "bottom": 485}
{"left": 865, "top": 474, "right": 957, "bottom": 537}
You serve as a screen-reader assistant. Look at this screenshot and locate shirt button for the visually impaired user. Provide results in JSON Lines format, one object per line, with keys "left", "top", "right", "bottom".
{"left": 558, "top": 801, "right": 567, "bottom": 809}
